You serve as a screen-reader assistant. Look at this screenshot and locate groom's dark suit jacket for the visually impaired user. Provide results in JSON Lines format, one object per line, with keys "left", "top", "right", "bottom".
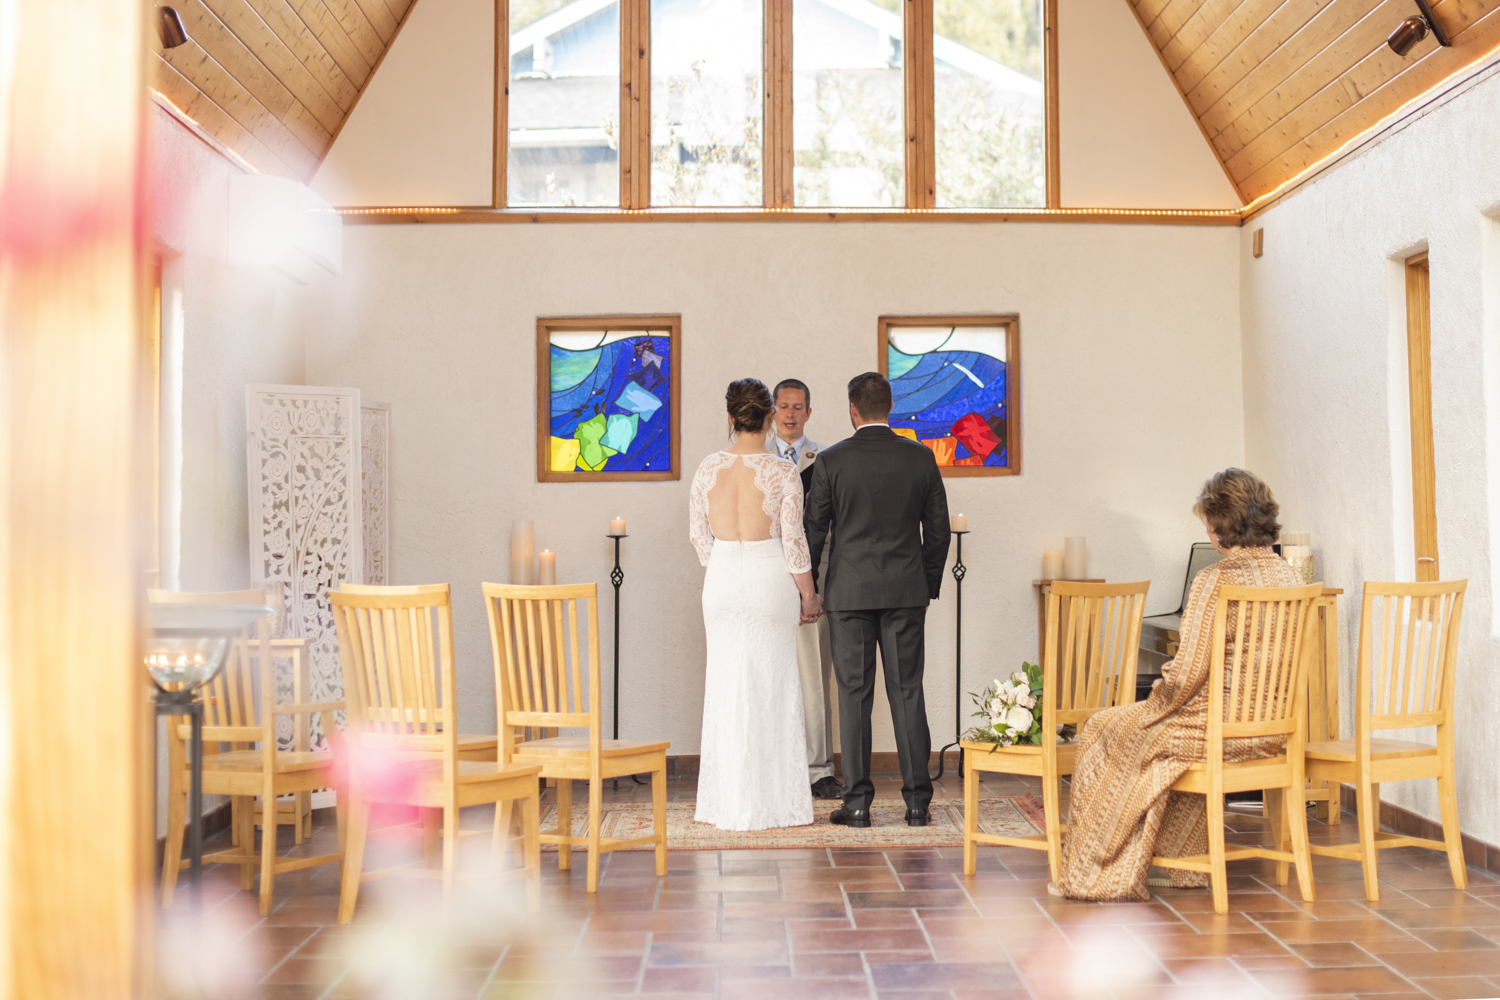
{"left": 804, "top": 425, "right": 951, "bottom": 611}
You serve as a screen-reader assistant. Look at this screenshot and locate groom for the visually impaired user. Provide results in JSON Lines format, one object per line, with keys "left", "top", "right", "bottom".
{"left": 804, "top": 372, "right": 951, "bottom": 828}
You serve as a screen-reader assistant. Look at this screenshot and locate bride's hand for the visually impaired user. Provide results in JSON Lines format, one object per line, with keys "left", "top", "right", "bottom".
{"left": 799, "top": 591, "right": 823, "bottom": 624}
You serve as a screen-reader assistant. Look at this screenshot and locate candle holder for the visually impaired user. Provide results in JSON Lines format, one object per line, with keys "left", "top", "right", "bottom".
{"left": 932, "top": 530, "right": 970, "bottom": 782}
{"left": 606, "top": 533, "right": 645, "bottom": 788}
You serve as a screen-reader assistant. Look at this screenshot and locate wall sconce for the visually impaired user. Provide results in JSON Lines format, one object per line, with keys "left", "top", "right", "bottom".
{"left": 158, "top": 6, "right": 190, "bottom": 49}
{"left": 1387, "top": 0, "right": 1450, "bottom": 56}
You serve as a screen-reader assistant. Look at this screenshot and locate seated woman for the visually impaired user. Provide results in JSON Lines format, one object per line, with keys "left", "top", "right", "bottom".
{"left": 1052, "top": 468, "right": 1302, "bottom": 901}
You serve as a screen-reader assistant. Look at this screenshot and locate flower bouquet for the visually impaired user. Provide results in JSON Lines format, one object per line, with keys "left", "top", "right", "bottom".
{"left": 963, "top": 662, "right": 1076, "bottom": 747}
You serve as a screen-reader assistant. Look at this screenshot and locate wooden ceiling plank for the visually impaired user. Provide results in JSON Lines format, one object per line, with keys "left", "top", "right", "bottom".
{"left": 281, "top": 0, "right": 374, "bottom": 86}
{"left": 150, "top": 55, "right": 296, "bottom": 176}
{"left": 320, "top": 0, "right": 387, "bottom": 64}
{"left": 1241, "top": 3, "right": 1500, "bottom": 196}
{"left": 383, "top": 0, "right": 415, "bottom": 24}
{"left": 1185, "top": 0, "right": 1330, "bottom": 113}
{"left": 1225, "top": 33, "right": 1435, "bottom": 178}
{"left": 1198, "top": 0, "right": 1386, "bottom": 138}
{"left": 1174, "top": 0, "right": 1286, "bottom": 92}
{"left": 174, "top": 0, "right": 336, "bottom": 151}
{"left": 350, "top": 0, "right": 399, "bottom": 42}
{"left": 1433, "top": 0, "right": 1498, "bottom": 33}
{"left": 1219, "top": 0, "right": 1409, "bottom": 149}
{"left": 161, "top": 41, "right": 323, "bottom": 175}
{"left": 1150, "top": 0, "right": 1217, "bottom": 50}
{"left": 1163, "top": 0, "right": 1248, "bottom": 72}
{"left": 1135, "top": 0, "right": 1180, "bottom": 33}
{"left": 210, "top": 0, "right": 359, "bottom": 110}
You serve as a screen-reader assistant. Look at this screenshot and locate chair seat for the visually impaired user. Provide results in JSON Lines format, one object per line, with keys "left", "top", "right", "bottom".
{"left": 515, "top": 737, "right": 670, "bottom": 757}
{"left": 458, "top": 733, "right": 498, "bottom": 750}
{"left": 1305, "top": 738, "right": 1436, "bottom": 762}
{"left": 199, "top": 750, "right": 334, "bottom": 773}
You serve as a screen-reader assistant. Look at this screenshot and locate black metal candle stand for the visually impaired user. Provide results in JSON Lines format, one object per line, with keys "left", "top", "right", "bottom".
{"left": 606, "top": 533, "right": 646, "bottom": 788}
{"left": 932, "top": 530, "right": 969, "bottom": 783}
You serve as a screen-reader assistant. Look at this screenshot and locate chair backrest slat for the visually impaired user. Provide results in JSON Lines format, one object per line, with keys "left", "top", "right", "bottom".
{"left": 331, "top": 584, "right": 456, "bottom": 753}
{"left": 483, "top": 584, "right": 600, "bottom": 748}
{"left": 1206, "top": 584, "right": 1322, "bottom": 748}
{"left": 1357, "top": 580, "right": 1465, "bottom": 739}
{"left": 1043, "top": 581, "right": 1150, "bottom": 731}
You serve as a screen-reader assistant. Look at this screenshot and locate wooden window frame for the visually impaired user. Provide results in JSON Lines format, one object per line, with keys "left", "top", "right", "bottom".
{"left": 1404, "top": 251, "right": 1438, "bottom": 581}
{"left": 494, "top": 0, "right": 1058, "bottom": 211}
{"left": 536, "top": 315, "right": 682, "bottom": 483}
{"left": 878, "top": 314, "right": 1021, "bottom": 478}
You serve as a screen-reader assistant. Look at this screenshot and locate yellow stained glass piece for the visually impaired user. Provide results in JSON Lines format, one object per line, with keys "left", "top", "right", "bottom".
{"left": 550, "top": 436, "right": 581, "bottom": 472}
{"left": 576, "top": 445, "right": 619, "bottom": 472}
{"left": 893, "top": 427, "right": 918, "bottom": 442}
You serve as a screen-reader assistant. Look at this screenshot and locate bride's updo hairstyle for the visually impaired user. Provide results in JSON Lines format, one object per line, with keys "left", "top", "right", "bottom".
{"left": 1192, "top": 468, "right": 1281, "bottom": 549}
{"left": 725, "top": 378, "right": 774, "bottom": 434}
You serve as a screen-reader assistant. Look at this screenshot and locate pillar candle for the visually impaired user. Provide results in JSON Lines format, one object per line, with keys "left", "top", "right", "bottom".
{"left": 609, "top": 517, "right": 627, "bottom": 536}
{"left": 511, "top": 520, "right": 535, "bottom": 585}
{"left": 538, "top": 550, "right": 556, "bottom": 585}
{"left": 1063, "top": 537, "right": 1087, "bottom": 580}
{"left": 1042, "top": 549, "right": 1063, "bottom": 580}
{"left": 950, "top": 514, "right": 968, "bottom": 532}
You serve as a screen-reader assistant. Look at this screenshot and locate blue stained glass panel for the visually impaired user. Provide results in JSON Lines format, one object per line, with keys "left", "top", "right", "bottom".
{"left": 549, "top": 330, "right": 673, "bottom": 474}
{"left": 887, "top": 326, "right": 1009, "bottom": 468}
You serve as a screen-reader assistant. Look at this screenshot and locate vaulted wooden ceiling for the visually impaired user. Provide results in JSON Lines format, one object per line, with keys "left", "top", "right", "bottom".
{"left": 1134, "top": 0, "right": 1500, "bottom": 204}
{"left": 150, "top": 0, "right": 417, "bottom": 180}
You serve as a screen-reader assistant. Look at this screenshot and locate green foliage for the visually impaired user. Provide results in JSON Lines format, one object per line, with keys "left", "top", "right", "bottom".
{"left": 861, "top": 0, "right": 1043, "bottom": 78}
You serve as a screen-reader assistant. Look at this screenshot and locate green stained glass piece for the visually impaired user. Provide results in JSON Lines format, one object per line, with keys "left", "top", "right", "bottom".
{"left": 600, "top": 413, "right": 639, "bottom": 453}
{"left": 576, "top": 445, "right": 618, "bottom": 472}
{"left": 551, "top": 346, "right": 602, "bottom": 393}
{"left": 888, "top": 344, "right": 920, "bottom": 380}
{"left": 573, "top": 413, "right": 610, "bottom": 468}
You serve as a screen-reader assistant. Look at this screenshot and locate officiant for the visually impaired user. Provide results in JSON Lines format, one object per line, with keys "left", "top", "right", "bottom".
{"left": 766, "top": 379, "right": 841, "bottom": 800}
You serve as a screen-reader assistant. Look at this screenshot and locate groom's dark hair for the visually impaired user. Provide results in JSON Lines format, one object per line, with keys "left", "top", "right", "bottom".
{"left": 847, "top": 372, "right": 892, "bottom": 421}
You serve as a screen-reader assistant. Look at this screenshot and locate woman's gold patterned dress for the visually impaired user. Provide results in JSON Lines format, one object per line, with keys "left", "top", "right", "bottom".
{"left": 1056, "top": 546, "right": 1302, "bottom": 901}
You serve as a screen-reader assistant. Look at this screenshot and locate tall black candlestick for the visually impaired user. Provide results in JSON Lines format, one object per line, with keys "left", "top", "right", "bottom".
{"left": 932, "top": 530, "right": 969, "bottom": 782}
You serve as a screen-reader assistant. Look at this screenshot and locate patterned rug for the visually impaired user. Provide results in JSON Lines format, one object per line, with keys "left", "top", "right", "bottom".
{"left": 539, "top": 795, "right": 1044, "bottom": 850}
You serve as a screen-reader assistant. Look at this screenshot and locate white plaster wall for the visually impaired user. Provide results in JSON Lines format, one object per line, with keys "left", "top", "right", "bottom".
{"left": 149, "top": 104, "right": 308, "bottom": 833}
{"left": 293, "top": 220, "right": 1242, "bottom": 754}
{"left": 1057, "top": 0, "right": 1241, "bottom": 210}
{"left": 1241, "top": 67, "right": 1500, "bottom": 846}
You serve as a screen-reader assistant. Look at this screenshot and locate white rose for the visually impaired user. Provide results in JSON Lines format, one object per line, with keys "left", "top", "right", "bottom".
{"left": 1019, "top": 694, "right": 1037, "bottom": 710}
{"left": 1012, "top": 671, "right": 1028, "bottom": 684}
{"left": 1005, "top": 706, "right": 1034, "bottom": 733}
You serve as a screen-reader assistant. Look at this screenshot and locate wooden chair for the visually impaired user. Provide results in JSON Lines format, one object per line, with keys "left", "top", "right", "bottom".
{"left": 1151, "top": 583, "right": 1324, "bottom": 914}
{"left": 961, "top": 580, "right": 1150, "bottom": 880}
{"left": 331, "top": 584, "right": 542, "bottom": 923}
{"left": 1306, "top": 580, "right": 1468, "bottom": 900}
{"left": 249, "top": 637, "right": 315, "bottom": 845}
{"left": 151, "top": 588, "right": 344, "bottom": 915}
{"left": 483, "top": 583, "right": 668, "bottom": 893}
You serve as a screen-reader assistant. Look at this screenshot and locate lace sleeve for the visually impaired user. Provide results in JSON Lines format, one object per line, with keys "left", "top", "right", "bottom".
{"left": 688, "top": 459, "right": 715, "bottom": 566}
{"left": 779, "top": 462, "right": 811, "bottom": 574}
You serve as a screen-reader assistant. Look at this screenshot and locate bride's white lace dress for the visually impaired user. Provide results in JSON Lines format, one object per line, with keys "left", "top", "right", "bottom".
{"left": 689, "top": 451, "right": 815, "bottom": 831}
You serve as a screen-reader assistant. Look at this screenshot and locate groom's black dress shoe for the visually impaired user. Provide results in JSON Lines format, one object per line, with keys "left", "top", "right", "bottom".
{"left": 906, "top": 809, "right": 931, "bottom": 827}
{"left": 811, "top": 777, "right": 844, "bottom": 800}
{"left": 830, "top": 807, "right": 870, "bottom": 828}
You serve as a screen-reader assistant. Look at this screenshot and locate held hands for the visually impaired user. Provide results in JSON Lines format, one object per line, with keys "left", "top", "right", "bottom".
{"left": 799, "top": 591, "right": 824, "bottom": 625}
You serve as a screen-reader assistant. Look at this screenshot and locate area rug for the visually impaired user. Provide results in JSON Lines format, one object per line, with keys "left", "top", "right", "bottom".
{"left": 539, "top": 795, "right": 1044, "bottom": 851}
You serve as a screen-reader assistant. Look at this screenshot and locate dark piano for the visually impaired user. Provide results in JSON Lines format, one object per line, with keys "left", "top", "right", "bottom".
{"left": 1135, "top": 542, "right": 1224, "bottom": 700}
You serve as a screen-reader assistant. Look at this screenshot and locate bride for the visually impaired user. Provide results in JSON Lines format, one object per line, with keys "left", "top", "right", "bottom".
{"left": 689, "top": 378, "right": 821, "bottom": 830}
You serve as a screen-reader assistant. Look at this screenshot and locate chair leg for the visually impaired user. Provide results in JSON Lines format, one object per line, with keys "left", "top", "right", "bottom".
{"left": 586, "top": 777, "right": 603, "bottom": 893}
{"left": 1044, "top": 770, "right": 1063, "bottom": 884}
{"left": 237, "top": 797, "right": 256, "bottom": 890}
{"left": 259, "top": 798, "right": 278, "bottom": 916}
{"left": 556, "top": 779, "right": 573, "bottom": 872}
{"left": 441, "top": 804, "right": 458, "bottom": 908}
{"left": 1287, "top": 776, "right": 1316, "bottom": 903}
{"left": 421, "top": 808, "right": 441, "bottom": 868}
{"left": 231, "top": 796, "right": 241, "bottom": 848}
{"left": 1355, "top": 779, "right": 1380, "bottom": 901}
{"left": 334, "top": 788, "right": 348, "bottom": 883}
{"left": 1436, "top": 771, "right": 1468, "bottom": 890}
{"left": 1208, "top": 789, "right": 1228, "bottom": 915}
{"left": 522, "top": 793, "right": 541, "bottom": 913}
{"left": 652, "top": 762, "right": 667, "bottom": 879}
{"left": 962, "top": 765, "right": 978, "bottom": 877}
{"left": 1266, "top": 788, "right": 1288, "bottom": 886}
{"left": 161, "top": 784, "right": 187, "bottom": 908}
{"left": 494, "top": 800, "right": 515, "bottom": 868}
{"left": 337, "top": 795, "right": 371, "bottom": 924}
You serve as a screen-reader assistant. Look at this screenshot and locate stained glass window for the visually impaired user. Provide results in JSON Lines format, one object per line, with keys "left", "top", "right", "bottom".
{"left": 538, "top": 319, "right": 681, "bottom": 481}
{"left": 881, "top": 318, "right": 1018, "bottom": 476}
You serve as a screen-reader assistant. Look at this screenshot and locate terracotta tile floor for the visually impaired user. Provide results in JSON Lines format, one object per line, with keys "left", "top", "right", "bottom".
{"left": 158, "top": 772, "right": 1500, "bottom": 1000}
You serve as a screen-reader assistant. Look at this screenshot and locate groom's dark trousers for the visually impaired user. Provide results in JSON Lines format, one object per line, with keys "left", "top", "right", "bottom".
{"left": 805, "top": 424, "right": 951, "bottom": 815}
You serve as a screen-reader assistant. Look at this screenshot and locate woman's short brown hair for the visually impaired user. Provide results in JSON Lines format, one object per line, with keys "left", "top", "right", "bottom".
{"left": 1192, "top": 468, "right": 1282, "bottom": 548}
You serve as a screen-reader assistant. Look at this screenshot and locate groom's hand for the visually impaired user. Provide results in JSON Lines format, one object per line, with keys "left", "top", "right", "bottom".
{"left": 799, "top": 591, "right": 824, "bottom": 624}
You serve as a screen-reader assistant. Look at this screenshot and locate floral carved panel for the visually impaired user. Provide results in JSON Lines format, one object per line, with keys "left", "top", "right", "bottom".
{"left": 360, "top": 402, "right": 390, "bottom": 587}
{"left": 248, "top": 384, "right": 363, "bottom": 746}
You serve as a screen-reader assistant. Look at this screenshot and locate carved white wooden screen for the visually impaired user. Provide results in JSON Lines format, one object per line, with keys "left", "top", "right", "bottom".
{"left": 360, "top": 402, "right": 390, "bottom": 586}
{"left": 247, "top": 384, "right": 363, "bottom": 744}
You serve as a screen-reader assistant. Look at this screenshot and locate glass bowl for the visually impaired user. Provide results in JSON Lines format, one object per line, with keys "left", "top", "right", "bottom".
{"left": 144, "top": 635, "right": 229, "bottom": 690}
